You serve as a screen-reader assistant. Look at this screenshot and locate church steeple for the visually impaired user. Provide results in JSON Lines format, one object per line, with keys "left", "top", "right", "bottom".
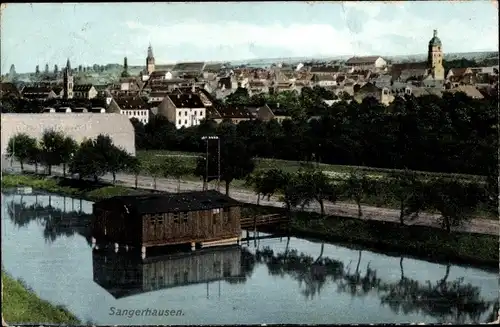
{"left": 427, "top": 29, "right": 444, "bottom": 80}
{"left": 63, "top": 58, "right": 74, "bottom": 99}
{"left": 146, "top": 43, "right": 155, "bottom": 75}
{"left": 147, "top": 43, "right": 154, "bottom": 59}
{"left": 121, "top": 57, "right": 130, "bottom": 78}
{"left": 66, "top": 58, "right": 72, "bottom": 73}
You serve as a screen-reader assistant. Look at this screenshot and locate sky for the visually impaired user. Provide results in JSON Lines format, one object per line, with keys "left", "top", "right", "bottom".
{"left": 1, "top": 1, "right": 498, "bottom": 73}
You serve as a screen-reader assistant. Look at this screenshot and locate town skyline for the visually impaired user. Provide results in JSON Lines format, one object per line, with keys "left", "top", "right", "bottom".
{"left": 2, "top": 1, "right": 498, "bottom": 73}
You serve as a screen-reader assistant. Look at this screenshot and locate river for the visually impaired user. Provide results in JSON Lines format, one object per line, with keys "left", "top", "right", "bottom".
{"left": 1, "top": 190, "right": 498, "bottom": 325}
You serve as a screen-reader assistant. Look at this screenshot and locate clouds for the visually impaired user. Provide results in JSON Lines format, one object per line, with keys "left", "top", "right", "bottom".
{"left": 2, "top": 2, "right": 498, "bottom": 73}
{"left": 123, "top": 2, "right": 498, "bottom": 62}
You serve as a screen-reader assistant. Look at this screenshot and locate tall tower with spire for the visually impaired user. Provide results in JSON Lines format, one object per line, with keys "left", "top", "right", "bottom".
{"left": 121, "top": 57, "right": 130, "bottom": 78}
{"left": 63, "top": 58, "right": 74, "bottom": 99}
{"left": 146, "top": 43, "right": 155, "bottom": 75}
{"left": 427, "top": 29, "right": 444, "bottom": 80}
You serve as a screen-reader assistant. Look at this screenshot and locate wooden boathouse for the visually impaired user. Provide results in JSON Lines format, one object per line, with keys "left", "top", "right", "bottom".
{"left": 91, "top": 190, "right": 242, "bottom": 253}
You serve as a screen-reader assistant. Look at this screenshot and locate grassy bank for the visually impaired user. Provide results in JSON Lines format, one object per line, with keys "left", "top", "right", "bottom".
{"left": 1, "top": 173, "right": 155, "bottom": 201}
{"left": 2, "top": 271, "right": 80, "bottom": 324}
{"left": 2, "top": 173, "right": 498, "bottom": 269}
{"left": 137, "top": 150, "right": 486, "bottom": 179}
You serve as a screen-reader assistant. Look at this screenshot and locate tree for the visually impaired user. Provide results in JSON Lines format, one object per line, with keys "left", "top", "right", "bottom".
{"left": 146, "top": 162, "right": 162, "bottom": 190}
{"left": 126, "top": 157, "right": 142, "bottom": 189}
{"left": 92, "top": 134, "right": 131, "bottom": 184}
{"left": 425, "top": 178, "right": 481, "bottom": 233}
{"left": 387, "top": 169, "right": 427, "bottom": 225}
{"left": 343, "top": 171, "right": 372, "bottom": 219}
{"left": 69, "top": 139, "right": 106, "bottom": 182}
{"left": 60, "top": 136, "right": 78, "bottom": 177}
{"left": 39, "top": 129, "right": 66, "bottom": 175}
{"left": 297, "top": 169, "right": 339, "bottom": 217}
{"left": 26, "top": 142, "right": 43, "bottom": 174}
{"left": 107, "top": 147, "right": 131, "bottom": 184}
{"left": 6, "top": 133, "right": 38, "bottom": 171}
{"left": 279, "top": 170, "right": 313, "bottom": 222}
{"left": 160, "top": 156, "right": 191, "bottom": 193}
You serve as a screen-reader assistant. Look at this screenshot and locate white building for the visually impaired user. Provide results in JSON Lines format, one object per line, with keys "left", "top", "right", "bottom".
{"left": 157, "top": 93, "right": 206, "bottom": 129}
{"left": 112, "top": 97, "right": 150, "bottom": 125}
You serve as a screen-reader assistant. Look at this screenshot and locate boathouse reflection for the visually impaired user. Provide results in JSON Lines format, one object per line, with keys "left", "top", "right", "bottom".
{"left": 92, "top": 246, "right": 247, "bottom": 299}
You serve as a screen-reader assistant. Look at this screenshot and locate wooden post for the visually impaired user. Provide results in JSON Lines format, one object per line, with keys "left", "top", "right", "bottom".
{"left": 141, "top": 246, "right": 146, "bottom": 258}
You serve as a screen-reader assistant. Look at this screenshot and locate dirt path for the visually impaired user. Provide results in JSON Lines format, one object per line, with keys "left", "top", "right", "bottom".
{"left": 4, "top": 161, "right": 499, "bottom": 236}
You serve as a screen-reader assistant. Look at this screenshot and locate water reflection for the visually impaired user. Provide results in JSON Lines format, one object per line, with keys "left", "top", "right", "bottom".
{"left": 251, "top": 246, "right": 497, "bottom": 324}
{"left": 6, "top": 193, "right": 92, "bottom": 244}
{"left": 3, "top": 192, "right": 498, "bottom": 324}
{"left": 92, "top": 246, "right": 252, "bottom": 299}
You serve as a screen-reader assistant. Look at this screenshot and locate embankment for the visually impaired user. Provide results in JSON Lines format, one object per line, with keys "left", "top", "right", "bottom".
{"left": 2, "top": 173, "right": 498, "bottom": 269}
{"left": 2, "top": 270, "right": 80, "bottom": 324}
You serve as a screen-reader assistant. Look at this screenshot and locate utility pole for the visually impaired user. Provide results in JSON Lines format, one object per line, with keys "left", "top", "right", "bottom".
{"left": 201, "top": 136, "right": 221, "bottom": 192}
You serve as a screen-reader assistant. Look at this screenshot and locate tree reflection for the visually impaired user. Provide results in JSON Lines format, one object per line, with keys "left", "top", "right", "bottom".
{"left": 6, "top": 195, "right": 92, "bottom": 244}
{"left": 248, "top": 244, "right": 495, "bottom": 323}
{"left": 378, "top": 261, "right": 493, "bottom": 324}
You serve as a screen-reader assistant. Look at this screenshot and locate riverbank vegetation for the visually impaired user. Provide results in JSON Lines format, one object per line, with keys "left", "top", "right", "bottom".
{"left": 2, "top": 270, "right": 80, "bottom": 324}
{"left": 2, "top": 173, "right": 498, "bottom": 268}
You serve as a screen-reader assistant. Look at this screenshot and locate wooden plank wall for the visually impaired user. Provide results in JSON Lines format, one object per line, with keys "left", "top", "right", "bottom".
{"left": 142, "top": 206, "right": 242, "bottom": 246}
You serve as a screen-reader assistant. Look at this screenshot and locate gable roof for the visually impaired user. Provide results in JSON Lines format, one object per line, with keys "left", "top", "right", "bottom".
{"left": 218, "top": 105, "right": 253, "bottom": 119}
{"left": 346, "top": 56, "right": 382, "bottom": 65}
{"left": 310, "top": 66, "right": 340, "bottom": 73}
{"left": 114, "top": 97, "right": 148, "bottom": 110}
{"left": 93, "top": 190, "right": 241, "bottom": 215}
{"left": 168, "top": 93, "right": 205, "bottom": 108}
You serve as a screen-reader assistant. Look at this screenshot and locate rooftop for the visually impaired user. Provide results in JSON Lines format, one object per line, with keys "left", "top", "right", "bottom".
{"left": 94, "top": 190, "right": 241, "bottom": 214}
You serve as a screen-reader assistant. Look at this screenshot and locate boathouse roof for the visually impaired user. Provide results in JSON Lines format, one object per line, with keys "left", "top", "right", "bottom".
{"left": 94, "top": 190, "right": 241, "bottom": 214}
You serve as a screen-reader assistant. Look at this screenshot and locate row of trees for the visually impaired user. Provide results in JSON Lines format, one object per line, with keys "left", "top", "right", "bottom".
{"left": 134, "top": 90, "right": 497, "bottom": 176}
{"left": 7, "top": 131, "right": 139, "bottom": 183}
{"left": 245, "top": 168, "right": 490, "bottom": 233}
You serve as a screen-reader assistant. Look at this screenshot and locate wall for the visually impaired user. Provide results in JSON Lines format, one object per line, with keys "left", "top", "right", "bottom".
{"left": 1, "top": 113, "right": 136, "bottom": 156}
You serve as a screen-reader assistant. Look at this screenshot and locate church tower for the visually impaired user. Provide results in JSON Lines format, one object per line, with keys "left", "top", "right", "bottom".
{"left": 427, "top": 29, "right": 445, "bottom": 80}
{"left": 121, "top": 57, "right": 130, "bottom": 78}
{"left": 63, "top": 58, "right": 74, "bottom": 99}
{"left": 146, "top": 43, "right": 155, "bottom": 75}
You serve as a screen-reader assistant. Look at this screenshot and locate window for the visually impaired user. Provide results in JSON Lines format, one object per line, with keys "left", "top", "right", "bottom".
{"left": 157, "top": 215, "right": 164, "bottom": 225}
{"left": 212, "top": 208, "right": 220, "bottom": 225}
{"left": 178, "top": 119, "right": 181, "bottom": 125}
{"left": 184, "top": 120, "right": 187, "bottom": 124}
{"left": 223, "top": 207, "right": 230, "bottom": 224}
{"left": 181, "top": 212, "right": 188, "bottom": 223}
{"left": 173, "top": 212, "right": 180, "bottom": 224}
{"left": 185, "top": 111, "right": 188, "bottom": 116}
{"left": 150, "top": 216, "right": 157, "bottom": 226}
{"left": 183, "top": 271, "right": 189, "bottom": 283}
{"left": 159, "top": 275, "right": 164, "bottom": 287}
